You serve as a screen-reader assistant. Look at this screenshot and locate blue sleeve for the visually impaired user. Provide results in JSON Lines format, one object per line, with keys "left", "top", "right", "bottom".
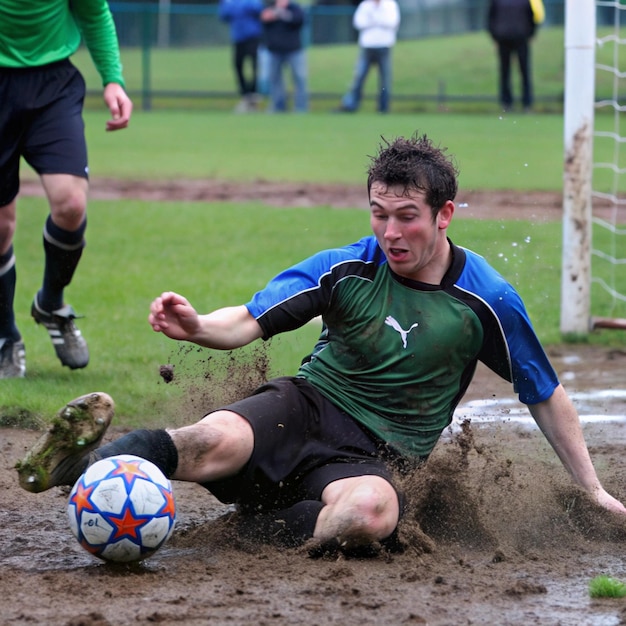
{"left": 246, "top": 237, "right": 382, "bottom": 338}
{"left": 458, "top": 249, "right": 559, "bottom": 405}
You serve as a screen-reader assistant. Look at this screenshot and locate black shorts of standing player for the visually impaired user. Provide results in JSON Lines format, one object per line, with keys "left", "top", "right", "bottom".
{"left": 0, "top": 59, "right": 88, "bottom": 206}
{"left": 201, "top": 376, "right": 408, "bottom": 547}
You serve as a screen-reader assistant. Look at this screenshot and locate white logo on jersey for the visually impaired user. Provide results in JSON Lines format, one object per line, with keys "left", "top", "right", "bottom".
{"left": 384, "top": 315, "right": 419, "bottom": 349}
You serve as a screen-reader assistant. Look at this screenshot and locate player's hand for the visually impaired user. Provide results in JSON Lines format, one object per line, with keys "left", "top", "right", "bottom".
{"left": 103, "top": 83, "right": 133, "bottom": 131}
{"left": 593, "top": 487, "right": 626, "bottom": 517}
{"left": 149, "top": 291, "right": 201, "bottom": 341}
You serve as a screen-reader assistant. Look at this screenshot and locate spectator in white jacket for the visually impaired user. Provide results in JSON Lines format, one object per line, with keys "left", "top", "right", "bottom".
{"left": 335, "top": 0, "right": 400, "bottom": 113}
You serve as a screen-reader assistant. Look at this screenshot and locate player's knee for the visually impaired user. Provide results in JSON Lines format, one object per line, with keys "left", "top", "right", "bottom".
{"left": 338, "top": 481, "right": 400, "bottom": 542}
{"left": 49, "top": 188, "right": 87, "bottom": 229}
{"left": 353, "top": 484, "right": 399, "bottom": 539}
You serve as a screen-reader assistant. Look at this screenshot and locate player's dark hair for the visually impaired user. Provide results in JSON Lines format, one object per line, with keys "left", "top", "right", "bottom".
{"left": 367, "top": 133, "right": 459, "bottom": 217}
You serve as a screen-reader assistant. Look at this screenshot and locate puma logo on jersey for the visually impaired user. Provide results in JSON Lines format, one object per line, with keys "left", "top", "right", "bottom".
{"left": 384, "top": 315, "right": 419, "bottom": 349}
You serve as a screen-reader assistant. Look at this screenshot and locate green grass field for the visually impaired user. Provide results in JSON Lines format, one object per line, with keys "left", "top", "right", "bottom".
{"left": 4, "top": 28, "right": 625, "bottom": 427}
{"left": 86, "top": 111, "right": 569, "bottom": 189}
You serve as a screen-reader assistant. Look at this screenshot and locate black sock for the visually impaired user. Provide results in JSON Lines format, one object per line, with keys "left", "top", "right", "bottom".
{"left": 39, "top": 216, "right": 86, "bottom": 312}
{"left": 238, "top": 500, "right": 325, "bottom": 547}
{"left": 0, "top": 246, "right": 19, "bottom": 340}
{"left": 92, "top": 429, "right": 179, "bottom": 478}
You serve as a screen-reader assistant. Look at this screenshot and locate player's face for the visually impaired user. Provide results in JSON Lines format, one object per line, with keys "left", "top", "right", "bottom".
{"left": 369, "top": 182, "right": 454, "bottom": 284}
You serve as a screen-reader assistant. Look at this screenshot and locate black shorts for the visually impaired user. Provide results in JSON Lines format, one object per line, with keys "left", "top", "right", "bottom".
{"left": 0, "top": 59, "right": 88, "bottom": 206}
{"left": 201, "top": 376, "right": 403, "bottom": 512}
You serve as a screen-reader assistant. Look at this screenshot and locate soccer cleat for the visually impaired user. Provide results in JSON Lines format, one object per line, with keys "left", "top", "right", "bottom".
{"left": 0, "top": 337, "right": 26, "bottom": 378}
{"left": 15, "top": 392, "right": 115, "bottom": 493}
{"left": 31, "top": 297, "right": 89, "bottom": 369}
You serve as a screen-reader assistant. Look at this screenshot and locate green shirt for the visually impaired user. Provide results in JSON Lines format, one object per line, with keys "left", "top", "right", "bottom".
{"left": 297, "top": 266, "right": 484, "bottom": 458}
{"left": 0, "top": 0, "right": 125, "bottom": 87}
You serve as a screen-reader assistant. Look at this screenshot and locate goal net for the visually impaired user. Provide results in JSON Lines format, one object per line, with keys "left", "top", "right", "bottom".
{"left": 592, "top": 0, "right": 626, "bottom": 330}
{"left": 561, "top": 0, "right": 626, "bottom": 335}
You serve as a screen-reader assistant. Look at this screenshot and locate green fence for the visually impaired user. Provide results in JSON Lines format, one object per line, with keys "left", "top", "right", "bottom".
{"left": 110, "top": 0, "right": 567, "bottom": 48}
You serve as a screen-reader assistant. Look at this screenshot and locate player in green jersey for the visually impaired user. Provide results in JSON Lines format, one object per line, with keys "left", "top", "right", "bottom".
{"left": 0, "top": 0, "right": 133, "bottom": 377}
{"left": 16, "top": 134, "right": 626, "bottom": 555}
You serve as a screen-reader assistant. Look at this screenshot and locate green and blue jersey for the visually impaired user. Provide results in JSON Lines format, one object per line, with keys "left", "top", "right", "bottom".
{"left": 246, "top": 236, "right": 559, "bottom": 459}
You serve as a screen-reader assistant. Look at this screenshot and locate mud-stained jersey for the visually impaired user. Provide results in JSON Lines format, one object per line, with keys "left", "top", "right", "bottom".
{"left": 245, "top": 236, "right": 559, "bottom": 459}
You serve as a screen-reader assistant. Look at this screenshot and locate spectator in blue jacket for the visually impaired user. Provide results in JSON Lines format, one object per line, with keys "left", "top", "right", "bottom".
{"left": 219, "top": 0, "right": 264, "bottom": 112}
{"left": 261, "top": 0, "right": 308, "bottom": 113}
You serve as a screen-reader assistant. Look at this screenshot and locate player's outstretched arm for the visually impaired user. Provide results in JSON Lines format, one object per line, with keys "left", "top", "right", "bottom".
{"left": 529, "top": 384, "right": 626, "bottom": 516}
{"left": 103, "top": 82, "right": 133, "bottom": 131}
{"left": 149, "top": 291, "right": 263, "bottom": 350}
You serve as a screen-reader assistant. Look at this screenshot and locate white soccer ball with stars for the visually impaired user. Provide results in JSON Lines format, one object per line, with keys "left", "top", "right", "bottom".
{"left": 67, "top": 454, "right": 176, "bottom": 562}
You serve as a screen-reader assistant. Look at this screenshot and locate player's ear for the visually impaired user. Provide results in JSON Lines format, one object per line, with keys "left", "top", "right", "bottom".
{"left": 437, "top": 200, "right": 455, "bottom": 229}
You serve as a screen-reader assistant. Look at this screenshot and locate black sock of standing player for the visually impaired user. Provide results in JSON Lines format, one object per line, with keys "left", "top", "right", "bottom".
{"left": 39, "top": 216, "right": 86, "bottom": 312}
{"left": 0, "top": 246, "right": 19, "bottom": 340}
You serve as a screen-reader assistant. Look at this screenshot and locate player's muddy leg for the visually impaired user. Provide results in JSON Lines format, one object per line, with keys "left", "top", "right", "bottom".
{"left": 167, "top": 410, "right": 254, "bottom": 483}
{"left": 74, "top": 410, "right": 252, "bottom": 485}
{"left": 15, "top": 392, "right": 114, "bottom": 493}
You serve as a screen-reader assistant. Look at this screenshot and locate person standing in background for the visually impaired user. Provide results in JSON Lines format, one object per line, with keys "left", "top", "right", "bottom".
{"left": 261, "top": 0, "right": 308, "bottom": 113}
{"left": 487, "top": 0, "right": 545, "bottom": 112}
{"left": 0, "top": 0, "right": 133, "bottom": 378}
{"left": 335, "top": 0, "right": 400, "bottom": 114}
{"left": 219, "top": 0, "right": 264, "bottom": 113}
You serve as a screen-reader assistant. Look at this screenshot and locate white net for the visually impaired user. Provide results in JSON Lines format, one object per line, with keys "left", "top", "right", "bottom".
{"left": 592, "top": 0, "right": 626, "bottom": 328}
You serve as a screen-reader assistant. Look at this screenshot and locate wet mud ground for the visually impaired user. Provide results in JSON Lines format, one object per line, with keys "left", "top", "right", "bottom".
{"left": 2, "top": 345, "right": 626, "bottom": 626}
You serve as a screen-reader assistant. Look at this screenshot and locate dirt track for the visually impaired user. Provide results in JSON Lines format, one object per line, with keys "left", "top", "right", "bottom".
{"left": 21, "top": 177, "right": 571, "bottom": 219}
{"left": 2, "top": 182, "right": 626, "bottom": 626}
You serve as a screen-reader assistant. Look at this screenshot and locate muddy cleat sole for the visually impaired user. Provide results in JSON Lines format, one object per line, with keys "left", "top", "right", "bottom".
{"left": 15, "top": 392, "right": 115, "bottom": 493}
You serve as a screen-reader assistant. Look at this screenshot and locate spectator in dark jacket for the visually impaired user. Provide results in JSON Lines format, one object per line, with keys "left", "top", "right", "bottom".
{"left": 261, "top": 0, "right": 308, "bottom": 113}
{"left": 219, "top": 0, "right": 264, "bottom": 113}
{"left": 487, "top": 0, "right": 543, "bottom": 112}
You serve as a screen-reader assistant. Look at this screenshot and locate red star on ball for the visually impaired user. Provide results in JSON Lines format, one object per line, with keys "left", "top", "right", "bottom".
{"left": 109, "top": 459, "right": 150, "bottom": 488}
{"left": 159, "top": 487, "right": 176, "bottom": 520}
{"left": 109, "top": 505, "right": 148, "bottom": 541}
{"left": 69, "top": 479, "right": 97, "bottom": 517}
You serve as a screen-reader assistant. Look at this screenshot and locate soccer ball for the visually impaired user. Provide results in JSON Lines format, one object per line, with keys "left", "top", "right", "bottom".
{"left": 67, "top": 454, "right": 176, "bottom": 562}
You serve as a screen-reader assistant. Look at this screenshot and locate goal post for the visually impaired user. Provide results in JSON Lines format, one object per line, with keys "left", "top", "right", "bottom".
{"left": 561, "top": 0, "right": 596, "bottom": 337}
